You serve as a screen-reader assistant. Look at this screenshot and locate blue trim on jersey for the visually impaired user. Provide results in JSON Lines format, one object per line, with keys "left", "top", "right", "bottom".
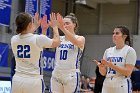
{"left": 127, "top": 79, "right": 131, "bottom": 93}
{"left": 74, "top": 72, "right": 80, "bottom": 93}
{"left": 49, "top": 80, "right": 52, "bottom": 93}
{"left": 41, "top": 79, "right": 45, "bottom": 93}
{"left": 75, "top": 48, "right": 82, "bottom": 69}
{"left": 39, "top": 51, "right": 43, "bottom": 75}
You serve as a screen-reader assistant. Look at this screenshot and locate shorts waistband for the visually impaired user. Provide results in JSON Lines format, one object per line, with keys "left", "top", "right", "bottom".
{"left": 106, "top": 75, "right": 127, "bottom": 79}
{"left": 54, "top": 69, "right": 80, "bottom": 73}
{"left": 15, "top": 72, "right": 43, "bottom": 79}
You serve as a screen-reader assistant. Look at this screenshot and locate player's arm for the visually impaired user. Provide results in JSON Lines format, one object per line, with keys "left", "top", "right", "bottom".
{"left": 57, "top": 13, "right": 85, "bottom": 49}
{"left": 31, "top": 12, "right": 41, "bottom": 32}
{"left": 102, "top": 48, "right": 137, "bottom": 77}
{"left": 41, "top": 15, "right": 49, "bottom": 35}
{"left": 50, "top": 26, "right": 60, "bottom": 48}
{"left": 102, "top": 59, "right": 134, "bottom": 77}
{"left": 62, "top": 30, "right": 85, "bottom": 49}
{"left": 41, "top": 13, "right": 60, "bottom": 48}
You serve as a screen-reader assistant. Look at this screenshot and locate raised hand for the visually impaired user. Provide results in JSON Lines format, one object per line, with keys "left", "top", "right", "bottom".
{"left": 32, "top": 12, "right": 41, "bottom": 32}
{"left": 48, "top": 13, "right": 58, "bottom": 28}
{"left": 56, "top": 13, "right": 65, "bottom": 31}
{"left": 41, "top": 15, "right": 49, "bottom": 35}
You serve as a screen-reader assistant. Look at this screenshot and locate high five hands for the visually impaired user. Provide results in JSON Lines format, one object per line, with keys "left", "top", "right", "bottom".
{"left": 41, "top": 12, "right": 58, "bottom": 35}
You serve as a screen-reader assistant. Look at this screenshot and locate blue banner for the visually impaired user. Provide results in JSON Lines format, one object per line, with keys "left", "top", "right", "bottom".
{"left": 25, "top": 0, "right": 38, "bottom": 16}
{"left": 39, "top": 0, "right": 52, "bottom": 36}
{"left": 0, "top": 0, "right": 12, "bottom": 26}
{"left": 40, "top": 0, "right": 51, "bottom": 18}
{"left": 42, "top": 50, "right": 55, "bottom": 71}
{"left": 0, "top": 43, "right": 9, "bottom": 67}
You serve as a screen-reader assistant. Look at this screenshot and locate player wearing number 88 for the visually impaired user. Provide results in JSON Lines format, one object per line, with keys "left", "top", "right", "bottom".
{"left": 49, "top": 13, "right": 85, "bottom": 93}
{"left": 11, "top": 12, "right": 60, "bottom": 93}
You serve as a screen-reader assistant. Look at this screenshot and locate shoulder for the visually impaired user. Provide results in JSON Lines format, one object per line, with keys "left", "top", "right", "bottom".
{"left": 125, "top": 45, "right": 137, "bottom": 60}
{"left": 106, "top": 46, "right": 114, "bottom": 52}
{"left": 128, "top": 46, "right": 136, "bottom": 54}
{"left": 34, "top": 34, "right": 44, "bottom": 37}
{"left": 11, "top": 34, "right": 19, "bottom": 38}
{"left": 11, "top": 34, "right": 19, "bottom": 41}
{"left": 75, "top": 35, "right": 85, "bottom": 43}
{"left": 35, "top": 34, "right": 49, "bottom": 39}
{"left": 123, "top": 45, "right": 136, "bottom": 53}
{"left": 60, "top": 36, "right": 65, "bottom": 39}
{"left": 58, "top": 36, "right": 65, "bottom": 41}
{"left": 75, "top": 35, "right": 85, "bottom": 39}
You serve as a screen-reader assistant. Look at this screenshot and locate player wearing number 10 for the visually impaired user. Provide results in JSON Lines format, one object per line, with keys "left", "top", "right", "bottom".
{"left": 49, "top": 13, "right": 85, "bottom": 93}
{"left": 11, "top": 12, "right": 60, "bottom": 93}
{"left": 95, "top": 26, "right": 137, "bottom": 93}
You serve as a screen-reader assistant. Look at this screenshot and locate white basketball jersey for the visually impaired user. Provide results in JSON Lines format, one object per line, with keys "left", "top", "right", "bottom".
{"left": 11, "top": 33, "right": 52, "bottom": 75}
{"left": 54, "top": 35, "right": 83, "bottom": 70}
{"left": 103, "top": 45, "right": 136, "bottom": 78}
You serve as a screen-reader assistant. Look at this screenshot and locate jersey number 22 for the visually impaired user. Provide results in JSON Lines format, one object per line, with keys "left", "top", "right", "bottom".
{"left": 17, "top": 45, "right": 30, "bottom": 58}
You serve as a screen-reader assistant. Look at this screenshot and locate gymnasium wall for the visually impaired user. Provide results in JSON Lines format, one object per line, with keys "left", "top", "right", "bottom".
{"left": 81, "top": 35, "right": 140, "bottom": 77}
{"left": 76, "top": 0, "right": 138, "bottom": 35}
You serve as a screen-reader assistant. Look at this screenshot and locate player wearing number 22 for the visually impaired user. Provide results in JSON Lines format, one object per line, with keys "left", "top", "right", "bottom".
{"left": 95, "top": 26, "right": 137, "bottom": 93}
{"left": 49, "top": 13, "right": 85, "bottom": 93}
{"left": 11, "top": 12, "right": 60, "bottom": 93}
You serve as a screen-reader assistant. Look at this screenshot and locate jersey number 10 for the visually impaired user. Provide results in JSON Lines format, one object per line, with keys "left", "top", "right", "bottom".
{"left": 17, "top": 45, "right": 30, "bottom": 58}
{"left": 60, "top": 50, "right": 68, "bottom": 60}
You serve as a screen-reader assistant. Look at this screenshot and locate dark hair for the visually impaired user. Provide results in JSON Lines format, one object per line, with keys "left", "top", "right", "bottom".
{"left": 15, "top": 12, "right": 32, "bottom": 34}
{"left": 65, "top": 13, "right": 79, "bottom": 33}
{"left": 115, "top": 26, "right": 131, "bottom": 46}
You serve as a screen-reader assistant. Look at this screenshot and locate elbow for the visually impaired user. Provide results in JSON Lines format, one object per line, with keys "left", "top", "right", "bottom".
{"left": 51, "top": 39, "right": 60, "bottom": 48}
{"left": 78, "top": 44, "right": 84, "bottom": 49}
{"left": 125, "top": 71, "right": 133, "bottom": 77}
{"left": 74, "top": 42, "right": 84, "bottom": 48}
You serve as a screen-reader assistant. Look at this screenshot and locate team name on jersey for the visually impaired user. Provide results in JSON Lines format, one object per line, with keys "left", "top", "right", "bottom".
{"left": 107, "top": 57, "right": 123, "bottom": 62}
{"left": 59, "top": 44, "right": 74, "bottom": 49}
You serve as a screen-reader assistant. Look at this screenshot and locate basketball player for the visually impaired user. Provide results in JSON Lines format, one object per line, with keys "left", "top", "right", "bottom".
{"left": 11, "top": 12, "right": 60, "bottom": 93}
{"left": 95, "top": 26, "right": 137, "bottom": 93}
{"left": 49, "top": 13, "right": 85, "bottom": 93}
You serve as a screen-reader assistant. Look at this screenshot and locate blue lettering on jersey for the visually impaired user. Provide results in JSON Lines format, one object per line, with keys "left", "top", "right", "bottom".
{"left": 107, "top": 57, "right": 123, "bottom": 74}
{"left": 107, "top": 57, "right": 123, "bottom": 62}
{"left": 60, "top": 50, "right": 68, "bottom": 60}
{"left": 0, "top": 87, "right": 11, "bottom": 93}
{"left": 17, "top": 45, "right": 30, "bottom": 58}
{"left": 108, "top": 68, "right": 116, "bottom": 74}
{"left": 59, "top": 44, "right": 74, "bottom": 49}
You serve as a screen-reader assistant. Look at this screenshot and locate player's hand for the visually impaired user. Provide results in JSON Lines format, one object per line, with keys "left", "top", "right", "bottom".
{"left": 57, "top": 13, "right": 65, "bottom": 31}
{"left": 32, "top": 12, "right": 41, "bottom": 31}
{"left": 41, "top": 15, "right": 49, "bottom": 34}
{"left": 48, "top": 12, "right": 58, "bottom": 28}
{"left": 93, "top": 60, "right": 106, "bottom": 71}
